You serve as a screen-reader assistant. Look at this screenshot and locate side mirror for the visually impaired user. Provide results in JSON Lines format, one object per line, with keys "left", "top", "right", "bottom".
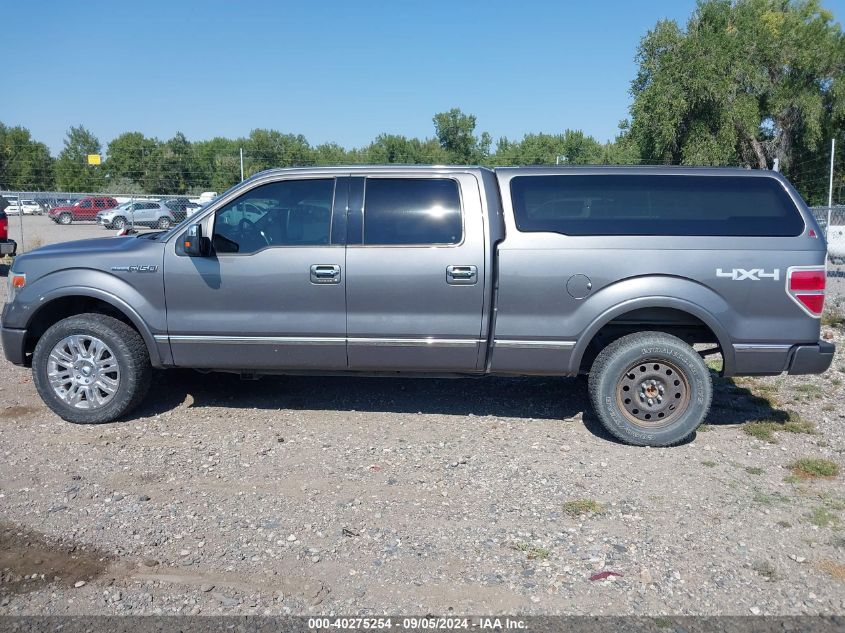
{"left": 181, "top": 223, "right": 208, "bottom": 257}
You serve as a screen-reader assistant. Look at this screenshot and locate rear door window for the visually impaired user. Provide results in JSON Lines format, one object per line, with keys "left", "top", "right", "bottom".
{"left": 362, "top": 178, "right": 462, "bottom": 245}
{"left": 509, "top": 174, "right": 805, "bottom": 237}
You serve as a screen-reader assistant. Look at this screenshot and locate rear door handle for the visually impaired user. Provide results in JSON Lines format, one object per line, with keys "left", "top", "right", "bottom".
{"left": 446, "top": 265, "right": 477, "bottom": 285}
{"left": 310, "top": 264, "right": 341, "bottom": 284}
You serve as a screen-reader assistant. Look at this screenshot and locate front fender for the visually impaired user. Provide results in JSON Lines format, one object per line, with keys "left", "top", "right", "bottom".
{"left": 5, "top": 268, "right": 167, "bottom": 367}
{"left": 567, "top": 276, "right": 735, "bottom": 375}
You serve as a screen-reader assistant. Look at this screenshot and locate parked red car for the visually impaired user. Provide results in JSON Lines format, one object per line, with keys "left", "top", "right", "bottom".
{"left": 48, "top": 196, "right": 118, "bottom": 224}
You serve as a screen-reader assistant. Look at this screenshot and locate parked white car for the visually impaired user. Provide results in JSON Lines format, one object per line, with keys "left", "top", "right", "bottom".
{"left": 828, "top": 225, "right": 845, "bottom": 263}
{"left": 1, "top": 195, "right": 20, "bottom": 214}
{"left": 18, "top": 199, "right": 41, "bottom": 215}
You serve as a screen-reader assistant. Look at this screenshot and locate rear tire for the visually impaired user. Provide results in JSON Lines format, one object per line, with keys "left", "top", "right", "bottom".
{"left": 157, "top": 216, "right": 172, "bottom": 229}
{"left": 588, "top": 331, "right": 712, "bottom": 447}
{"left": 58, "top": 213, "right": 72, "bottom": 225}
{"left": 32, "top": 314, "right": 152, "bottom": 424}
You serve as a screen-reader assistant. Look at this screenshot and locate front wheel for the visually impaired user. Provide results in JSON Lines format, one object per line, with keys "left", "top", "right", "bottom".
{"left": 111, "top": 216, "right": 126, "bottom": 230}
{"left": 588, "top": 331, "right": 712, "bottom": 447}
{"left": 58, "top": 213, "right": 72, "bottom": 225}
{"left": 32, "top": 314, "right": 152, "bottom": 424}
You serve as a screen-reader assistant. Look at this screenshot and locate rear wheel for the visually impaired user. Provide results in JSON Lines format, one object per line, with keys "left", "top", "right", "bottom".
{"left": 58, "top": 213, "right": 72, "bottom": 225}
{"left": 32, "top": 314, "right": 152, "bottom": 424}
{"left": 111, "top": 216, "right": 126, "bottom": 230}
{"left": 157, "top": 216, "right": 172, "bottom": 229}
{"left": 588, "top": 331, "right": 712, "bottom": 446}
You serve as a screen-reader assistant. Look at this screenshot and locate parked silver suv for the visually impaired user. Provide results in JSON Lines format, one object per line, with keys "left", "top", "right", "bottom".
{"left": 97, "top": 201, "right": 176, "bottom": 230}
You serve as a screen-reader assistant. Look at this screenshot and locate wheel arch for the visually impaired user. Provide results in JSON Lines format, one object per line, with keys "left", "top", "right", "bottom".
{"left": 23, "top": 288, "right": 162, "bottom": 367}
{"left": 570, "top": 296, "right": 734, "bottom": 376}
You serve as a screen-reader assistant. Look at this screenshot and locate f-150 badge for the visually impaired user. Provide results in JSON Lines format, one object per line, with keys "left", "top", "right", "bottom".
{"left": 111, "top": 265, "right": 159, "bottom": 273}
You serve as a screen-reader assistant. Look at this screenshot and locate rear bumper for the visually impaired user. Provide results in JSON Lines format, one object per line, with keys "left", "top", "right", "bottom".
{"left": 1, "top": 325, "right": 27, "bottom": 365}
{"left": 0, "top": 239, "right": 16, "bottom": 256}
{"left": 732, "top": 340, "right": 835, "bottom": 376}
{"left": 788, "top": 340, "right": 835, "bottom": 375}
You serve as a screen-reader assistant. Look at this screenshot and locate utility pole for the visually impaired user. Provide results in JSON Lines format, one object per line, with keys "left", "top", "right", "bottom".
{"left": 240, "top": 148, "right": 244, "bottom": 182}
{"left": 827, "top": 138, "right": 835, "bottom": 237}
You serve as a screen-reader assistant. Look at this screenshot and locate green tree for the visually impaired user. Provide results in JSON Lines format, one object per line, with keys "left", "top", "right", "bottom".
{"left": 105, "top": 132, "right": 158, "bottom": 190}
{"left": 55, "top": 125, "right": 104, "bottom": 191}
{"left": 433, "top": 108, "right": 489, "bottom": 163}
{"left": 145, "top": 132, "right": 194, "bottom": 194}
{"left": 0, "top": 123, "right": 54, "bottom": 190}
{"left": 629, "top": 0, "right": 845, "bottom": 201}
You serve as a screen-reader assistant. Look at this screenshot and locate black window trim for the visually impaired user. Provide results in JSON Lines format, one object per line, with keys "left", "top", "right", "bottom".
{"left": 508, "top": 173, "right": 806, "bottom": 238}
{"left": 353, "top": 175, "right": 466, "bottom": 248}
{"left": 208, "top": 176, "right": 340, "bottom": 257}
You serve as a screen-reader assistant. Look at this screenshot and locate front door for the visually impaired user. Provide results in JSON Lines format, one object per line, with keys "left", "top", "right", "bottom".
{"left": 345, "top": 174, "right": 487, "bottom": 372}
{"left": 163, "top": 176, "right": 347, "bottom": 369}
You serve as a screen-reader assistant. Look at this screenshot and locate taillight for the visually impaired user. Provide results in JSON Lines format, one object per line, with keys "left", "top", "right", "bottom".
{"left": 0, "top": 216, "right": 7, "bottom": 240}
{"left": 787, "top": 266, "right": 826, "bottom": 317}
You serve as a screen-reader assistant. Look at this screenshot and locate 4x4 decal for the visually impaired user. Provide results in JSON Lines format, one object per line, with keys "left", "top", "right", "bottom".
{"left": 716, "top": 268, "right": 780, "bottom": 281}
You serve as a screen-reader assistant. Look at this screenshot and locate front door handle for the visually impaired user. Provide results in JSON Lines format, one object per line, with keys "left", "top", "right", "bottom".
{"left": 310, "top": 264, "right": 341, "bottom": 284}
{"left": 446, "top": 265, "right": 477, "bottom": 285}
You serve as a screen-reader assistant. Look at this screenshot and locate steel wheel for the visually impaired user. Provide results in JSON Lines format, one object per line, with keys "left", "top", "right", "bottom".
{"left": 47, "top": 335, "right": 121, "bottom": 409}
{"left": 615, "top": 358, "right": 690, "bottom": 428}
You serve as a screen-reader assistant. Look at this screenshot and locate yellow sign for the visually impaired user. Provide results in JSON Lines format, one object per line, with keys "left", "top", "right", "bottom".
{"left": 87, "top": 154, "right": 101, "bottom": 165}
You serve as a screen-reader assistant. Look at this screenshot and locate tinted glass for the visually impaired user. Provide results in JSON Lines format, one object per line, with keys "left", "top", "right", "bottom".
{"left": 363, "top": 178, "right": 461, "bottom": 245}
{"left": 213, "top": 179, "right": 335, "bottom": 254}
{"left": 510, "top": 175, "right": 805, "bottom": 237}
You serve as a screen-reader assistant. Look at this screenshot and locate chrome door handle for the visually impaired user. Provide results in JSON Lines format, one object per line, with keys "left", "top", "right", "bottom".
{"left": 310, "top": 264, "right": 341, "bottom": 284}
{"left": 447, "top": 265, "right": 477, "bottom": 285}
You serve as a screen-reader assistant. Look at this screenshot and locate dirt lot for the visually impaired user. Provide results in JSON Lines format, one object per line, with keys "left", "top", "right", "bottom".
{"left": 0, "top": 216, "right": 844, "bottom": 616}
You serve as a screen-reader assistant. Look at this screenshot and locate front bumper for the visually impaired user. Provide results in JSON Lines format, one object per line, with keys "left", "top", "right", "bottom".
{"left": 732, "top": 340, "right": 835, "bottom": 376}
{"left": 1, "top": 325, "right": 27, "bottom": 365}
{"left": 0, "top": 239, "right": 16, "bottom": 256}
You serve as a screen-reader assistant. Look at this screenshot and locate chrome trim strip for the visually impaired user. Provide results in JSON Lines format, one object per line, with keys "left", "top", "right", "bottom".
{"left": 733, "top": 344, "right": 792, "bottom": 352}
{"left": 161, "top": 335, "right": 480, "bottom": 348}
{"left": 168, "top": 335, "right": 345, "bottom": 346}
{"left": 494, "top": 339, "right": 576, "bottom": 349}
{"left": 347, "top": 337, "right": 480, "bottom": 348}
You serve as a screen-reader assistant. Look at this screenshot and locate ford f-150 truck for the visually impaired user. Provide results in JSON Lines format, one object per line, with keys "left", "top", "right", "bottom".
{"left": 1, "top": 166, "right": 835, "bottom": 446}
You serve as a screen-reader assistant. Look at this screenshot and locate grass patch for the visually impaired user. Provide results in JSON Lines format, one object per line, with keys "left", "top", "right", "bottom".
{"left": 821, "top": 310, "right": 845, "bottom": 328}
{"left": 562, "top": 499, "right": 604, "bottom": 517}
{"left": 701, "top": 460, "right": 717, "bottom": 468}
{"left": 789, "top": 458, "right": 840, "bottom": 480}
{"left": 706, "top": 358, "right": 723, "bottom": 372}
{"left": 697, "top": 424, "right": 713, "bottom": 432}
{"left": 745, "top": 466, "right": 765, "bottom": 475}
{"left": 817, "top": 559, "right": 845, "bottom": 581}
{"left": 795, "top": 383, "right": 823, "bottom": 399}
{"left": 752, "top": 491, "right": 792, "bottom": 506}
{"left": 808, "top": 506, "right": 840, "bottom": 528}
{"left": 512, "top": 542, "right": 550, "bottom": 560}
{"left": 743, "top": 414, "right": 816, "bottom": 443}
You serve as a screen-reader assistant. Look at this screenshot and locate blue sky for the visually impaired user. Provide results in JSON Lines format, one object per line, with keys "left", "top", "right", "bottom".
{"left": 6, "top": 0, "right": 845, "bottom": 153}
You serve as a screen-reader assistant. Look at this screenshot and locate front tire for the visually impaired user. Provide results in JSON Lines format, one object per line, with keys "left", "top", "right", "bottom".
{"left": 111, "top": 216, "right": 126, "bottom": 230}
{"left": 588, "top": 332, "right": 712, "bottom": 447}
{"left": 32, "top": 314, "right": 152, "bottom": 424}
{"left": 58, "top": 213, "right": 72, "bottom": 225}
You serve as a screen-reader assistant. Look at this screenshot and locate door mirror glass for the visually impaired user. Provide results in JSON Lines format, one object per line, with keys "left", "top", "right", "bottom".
{"left": 180, "top": 224, "right": 208, "bottom": 257}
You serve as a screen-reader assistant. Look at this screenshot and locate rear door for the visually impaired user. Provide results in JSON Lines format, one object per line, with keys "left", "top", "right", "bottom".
{"left": 345, "top": 173, "right": 486, "bottom": 371}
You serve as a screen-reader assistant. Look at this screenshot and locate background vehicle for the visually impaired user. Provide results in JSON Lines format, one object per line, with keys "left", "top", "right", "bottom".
{"left": 1, "top": 195, "right": 21, "bottom": 215}
{"left": 827, "top": 225, "right": 845, "bottom": 263}
{"left": 160, "top": 197, "right": 201, "bottom": 221}
{"left": 0, "top": 208, "right": 16, "bottom": 256}
{"left": 1, "top": 166, "right": 834, "bottom": 447}
{"left": 97, "top": 201, "right": 176, "bottom": 230}
{"left": 18, "top": 199, "right": 41, "bottom": 215}
{"left": 48, "top": 196, "right": 118, "bottom": 224}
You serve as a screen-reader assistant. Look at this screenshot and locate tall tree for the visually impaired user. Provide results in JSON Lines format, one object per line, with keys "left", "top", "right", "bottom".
{"left": 433, "top": 108, "right": 489, "bottom": 163}
{"left": 105, "top": 132, "right": 158, "bottom": 190}
{"left": 629, "top": 0, "right": 845, "bottom": 202}
{"left": 0, "top": 123, "right": 54, "bottom": 190}
{"left": 55, "top": 125, "right": 104, "bottom": 191}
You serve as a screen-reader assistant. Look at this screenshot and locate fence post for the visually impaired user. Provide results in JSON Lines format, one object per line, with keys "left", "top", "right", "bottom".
{"left": 827, "top": 139, "right": 835, "bottom": 237}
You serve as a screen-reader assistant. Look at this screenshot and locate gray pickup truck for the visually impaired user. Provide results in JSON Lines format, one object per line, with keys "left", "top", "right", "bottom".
{"left": 1, "top": 166, "right": 835, "bottom": 446}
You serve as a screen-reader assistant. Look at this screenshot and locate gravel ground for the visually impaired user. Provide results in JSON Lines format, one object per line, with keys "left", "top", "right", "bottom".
{"left": 0, "top": 216, "right": 844, "bottom": 616}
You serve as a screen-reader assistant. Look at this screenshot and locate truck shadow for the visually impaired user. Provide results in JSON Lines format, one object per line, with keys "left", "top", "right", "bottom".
{"left": 134, "top": 369, "right": 790, "bottom": 444}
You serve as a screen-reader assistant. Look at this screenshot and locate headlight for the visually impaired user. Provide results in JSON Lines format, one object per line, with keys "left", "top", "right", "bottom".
{"left": 7, "top": 272, "right": 25, "bottom": 302}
